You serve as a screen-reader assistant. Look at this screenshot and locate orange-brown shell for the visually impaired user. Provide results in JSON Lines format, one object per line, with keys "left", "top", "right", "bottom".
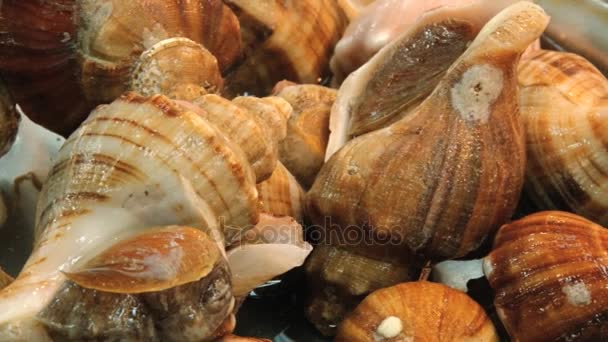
{"left": 336, "top": 281, "right": 498, "bottom": 342}
{"left": 484, "top": 211, "right": 608, "bottom": 341}
{"left": 275, "top": 84, "right": 336, "bottom": 188}
{"left": 518, "top": 49, "right": 608, "bottom": 225}
{"left": 0, "top": 0, "right": 241, "bottom": 135}
{"left": 256, "top": 162, "right": 304, "bottom": 221}
{"left": 222, "top": 0, "right": 347, "bottom": 97}
{"left": 65, "top": 226, "right": 221, "bottom": 294}
{"left": 309, "top": 2, "right": 548, "bottom": 261}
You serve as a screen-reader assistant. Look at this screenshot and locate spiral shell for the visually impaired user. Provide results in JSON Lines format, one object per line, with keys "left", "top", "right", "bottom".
{"left": 305, "top": 3, "right": 549, "bottom": 334}
{"left": 519, "top": 49, "right": 608, "bottom": 225}
{"left": 256, "top": 162, "right": 304, "bottom": 222}
{"left": 336, "top": 281, "right": 498, "bottom": 342}
{"left": 222, "top": 0, "right": 347, "bottom": 97}
{"left": 484, "top": 211, "right": 608, "bottom": 341}
{"left": 275, "top": 84, "right": 336, "bottom": 188}
{"left": 0, "top": 0, "right": 242, "bottom": 135}
{"left": 0, "top": 92, "right": 293, "bottom": 340}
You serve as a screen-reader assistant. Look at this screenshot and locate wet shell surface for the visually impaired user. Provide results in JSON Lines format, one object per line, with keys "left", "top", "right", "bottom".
{"left": 336, "top": 281, "right": 498, "bottom": 342}
{"left": 0, "top": 92, "right": 294, "bottom": 341}
{"left": 275, "top": 83, "right": 336, "bottom": 188}
{"left": 310, "top": 2, "right": 548, "bottom": 261}
{"left": 256, "top": 162, "right": 305, "bottom": 222}
{"left": 222, "top": 0, "right": 347, "bottom": 97}
{"left": 519, "top": 49, "right": 608, "bottom": 225}
{"left": 484, "top": 211, "right": 608, "bottom": 341}
{"left": 0, "top": 0, "right": 242, "bottom": 135}
{"left": 305, "top": 3, "right": 549, "bottom": 335}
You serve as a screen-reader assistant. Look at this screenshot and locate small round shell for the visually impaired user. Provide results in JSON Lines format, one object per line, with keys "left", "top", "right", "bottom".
{"left": 484, "top": 211, "right": 608, "bottom": 341}
{"left": 336, "top": 281, "right": 498, "bottom": 341}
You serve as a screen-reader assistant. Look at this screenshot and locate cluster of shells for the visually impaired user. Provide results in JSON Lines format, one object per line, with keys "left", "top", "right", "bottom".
{"left": 0, "top": 0, "right": 606, "bottom": 341}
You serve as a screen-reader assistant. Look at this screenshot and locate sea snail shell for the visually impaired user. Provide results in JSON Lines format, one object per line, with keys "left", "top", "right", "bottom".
{"left": 519, "top": 49, "right": 608, "bottom": 225}
{"left": 305, "top": 2, "right": 549, "bottom": 334}
{"left": 0, "top": 91, "right": 299, "bottom": 341}
{"left": 484, "top": 211, "right": 608, "bottom": 341}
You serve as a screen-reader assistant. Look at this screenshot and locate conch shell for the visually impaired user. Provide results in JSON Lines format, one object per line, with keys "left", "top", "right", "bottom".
{"left": 306, "top": 2, "right": 549, "bottom": 334}
{"left": 519, "top": 49, "right": 608, "bottom": 225}
{"left": 336, "top": 281, "right": 498, "bottom": 341}
{"left": 275, "top": 83, "right": 337, "bottom": 188}
{"left": 484, "top": 211, "right": 608, "bottom": 341}
{"left": 0, "top": 92, "right": 308, "bottom": 341}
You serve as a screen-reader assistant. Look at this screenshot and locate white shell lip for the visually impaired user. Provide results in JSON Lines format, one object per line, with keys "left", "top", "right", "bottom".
{"left": 0, "top": 106, "right": 64, "bottom": 261}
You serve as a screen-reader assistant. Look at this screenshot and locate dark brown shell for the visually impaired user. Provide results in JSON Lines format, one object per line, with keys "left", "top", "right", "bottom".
{"left": 485, "top": 211, "right": 608, "bottom": 341}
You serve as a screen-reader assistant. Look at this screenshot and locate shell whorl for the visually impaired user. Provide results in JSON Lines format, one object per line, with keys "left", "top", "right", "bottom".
{"left": 519, "top": 49, "right": 608, "bottom": 225}
{"left": 485, "top": 211, "right": 608, "bottom": 341}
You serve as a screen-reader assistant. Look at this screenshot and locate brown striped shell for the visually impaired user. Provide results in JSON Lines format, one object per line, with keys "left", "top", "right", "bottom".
{"left": 484, "top": 211, "right": 608, "bottom": 341}
{"left": 305, "top": 2, "right": 549, "bottom": 334}
{"left": 336, "top": 281, "right": 498, "bottom": 342}
{"left": 0, "top": 0, "right": 241, "bottom": 135}
{"left": 518, "top": 50, "right": 608, "bottom": 225}
{"left": 0, "top": 81, "right": 19, "bottom": 158}
{"left": 222, "top": 0, "right": 348, "bottom": 97}
{"left": 256, "top": 162, "right": 304, "bottom": 222}
{"left": 0, "top": 92, "right": 292, "bottom": 340}
{"left": 275, "top": 83, "right": 336, "bottom": 188}
{"left": 190, "top": 94, "right": 291, "bottom": 182}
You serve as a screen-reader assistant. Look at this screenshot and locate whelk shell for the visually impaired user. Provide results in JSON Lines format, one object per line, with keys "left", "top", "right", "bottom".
{"left": 484, "top": 211, "right": 608, "bottom": 341}
{"left": 0, "top": 92, "right": 305, "bottom": 341}
{"left": 519, "top": 49, "right": 608, "bottom": 225}
{"left": 306, "top": 2, "right": 549, "bottom": 334}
